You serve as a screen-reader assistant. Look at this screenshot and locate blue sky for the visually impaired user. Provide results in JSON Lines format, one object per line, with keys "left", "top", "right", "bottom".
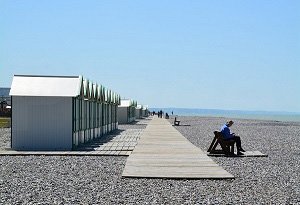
{"left": 1, "top": 0, "right": 299, "bottom": 112}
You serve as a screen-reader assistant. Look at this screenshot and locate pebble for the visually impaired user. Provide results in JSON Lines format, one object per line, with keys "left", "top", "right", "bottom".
{"left": 0, "top": 117, "right": 299, "bottom": 204}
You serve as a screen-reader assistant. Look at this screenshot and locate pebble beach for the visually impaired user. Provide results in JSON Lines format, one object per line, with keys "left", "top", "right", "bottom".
{"left": 0, "top": 116, "right": 299, "bottom": 204}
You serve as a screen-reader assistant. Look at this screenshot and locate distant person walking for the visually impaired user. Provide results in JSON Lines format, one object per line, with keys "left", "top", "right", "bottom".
{"left": 220, "top": 120, "right": 246, "bottom": 155}
{"left": 159, "top": 110, "right": 163, "bottom": 118}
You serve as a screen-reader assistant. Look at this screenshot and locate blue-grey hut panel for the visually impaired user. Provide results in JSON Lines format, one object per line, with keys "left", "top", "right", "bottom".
{"left": 12, "top": 96, "right": 73, "bottom": 150}
{"left": 118, "top": 106, "right": 129, "bottom": 124}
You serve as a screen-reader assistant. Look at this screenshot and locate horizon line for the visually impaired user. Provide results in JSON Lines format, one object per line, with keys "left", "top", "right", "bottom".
{"left": 149, "top": 107, "right": 300, "bottom": 114}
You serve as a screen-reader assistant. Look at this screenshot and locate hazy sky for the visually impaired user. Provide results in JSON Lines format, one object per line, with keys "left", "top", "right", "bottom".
{"left": 1, "top": 1, "right": 299, "bottom": 112}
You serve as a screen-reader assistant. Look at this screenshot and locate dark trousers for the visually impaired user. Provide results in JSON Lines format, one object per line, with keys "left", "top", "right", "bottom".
{"left": 226, "top": 136, "right": 242, "bottom": 150}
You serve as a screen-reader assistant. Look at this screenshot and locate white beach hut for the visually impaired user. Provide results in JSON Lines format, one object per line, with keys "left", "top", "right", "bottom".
{"left": 142, "top": 105, "right": 149, "bottom": 117}
{"left": 135, "top": 104, "right": 143, "bottom": 119}
{"left": 118, "top": 99, "right": 137, "bottom": 124}
{"left": 9, "top": 75, "right": 120, "bottom": 151}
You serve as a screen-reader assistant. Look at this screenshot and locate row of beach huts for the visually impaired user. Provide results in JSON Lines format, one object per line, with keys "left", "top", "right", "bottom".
{"left": 9, "top": 75, "right": 149, "bottom": 151}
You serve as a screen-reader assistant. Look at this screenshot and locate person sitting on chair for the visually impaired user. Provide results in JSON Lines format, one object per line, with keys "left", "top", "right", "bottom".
{"left": 220, "top": 120, "right": 246, "bottom": 155}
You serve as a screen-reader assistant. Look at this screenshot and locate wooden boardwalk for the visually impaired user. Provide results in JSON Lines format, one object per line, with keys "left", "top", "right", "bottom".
{"left": 122, "top": 117, "right": 234, "bottom": 179}
{"left": 0, "top": 129, "right": 144, "bottom": 156}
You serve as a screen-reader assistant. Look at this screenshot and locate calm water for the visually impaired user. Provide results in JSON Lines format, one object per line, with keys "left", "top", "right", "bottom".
{"left": 150, "top": 108, "right": 300, "bottom": 122}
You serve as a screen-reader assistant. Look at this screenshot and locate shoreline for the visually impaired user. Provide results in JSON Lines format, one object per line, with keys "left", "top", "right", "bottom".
{"left": 168, "top": 114, "right": 300, "bottom": 124}
{"left": 151, "top": 108, "right": 300, "bottom": 123}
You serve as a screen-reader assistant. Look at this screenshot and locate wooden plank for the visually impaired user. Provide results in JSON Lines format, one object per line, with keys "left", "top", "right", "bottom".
{"left": 207, "top": 151, "right": 268, "bottom": 157}
{"left": 118, "top": 151, "right": 129, "bottom": 156}
{"left": 123, "top": 167, "right": 234, "bottom": 179}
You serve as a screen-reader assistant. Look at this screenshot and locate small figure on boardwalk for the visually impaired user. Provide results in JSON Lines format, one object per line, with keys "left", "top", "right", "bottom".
{"left": 158, "top": 110, "right": 163, "bottom": 118}
{"left": 220, "top": 120, "right": 246, "bottom": 155}
{"left": 165, "top": 113, "right": 169, "bottom": 119}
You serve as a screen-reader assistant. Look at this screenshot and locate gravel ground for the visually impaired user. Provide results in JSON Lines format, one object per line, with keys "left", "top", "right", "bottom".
{"left": 0, "top": 128, "right": 10, "bottom": 150}
{"left": 0, "top": 117, "right": 299, "bottom": 204}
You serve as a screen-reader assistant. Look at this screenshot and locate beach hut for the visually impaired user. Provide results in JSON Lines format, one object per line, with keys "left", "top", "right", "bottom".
{"left": 135, "top": 104, "right": 143, "bottom": 119}
{"left": 9, "top": 75, "right": 120, "bottom": 151}
{"left": 142, "top": 105, "right": 149, "bottom": 117}
{"left": 118, "top": 99, "right": 137, "bottom": 124}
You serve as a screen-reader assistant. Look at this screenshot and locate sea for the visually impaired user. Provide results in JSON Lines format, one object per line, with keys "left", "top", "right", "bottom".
{"left": 150, "top": 108, "right": 300, "bottom": 123}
